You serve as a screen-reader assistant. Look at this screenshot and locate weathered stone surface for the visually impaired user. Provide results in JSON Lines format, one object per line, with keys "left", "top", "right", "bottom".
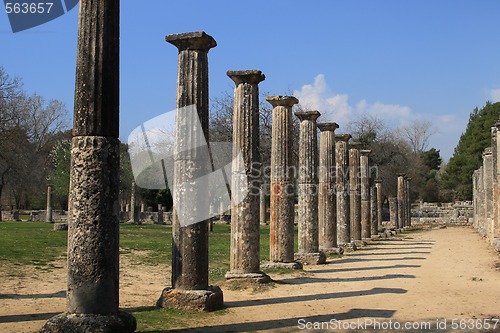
{"left": 267, "top": 96, "right": 298, "bottom": 263}
{"left": 261, "top": 261, "right": 303, "bottom": 270}
{"left": 260, "top": 185, "right": 267, "bottom": 224}
{"left": 157, "top": 286, "right": 223, "bottom": 312}
{"left": 494, "top": 238, "right": 500, "bottom": 252}
{"left": 227, "top": 69, "right": 268, "bottom": 282}
{"left": 294, "top": 252, "right": 327, "bottom": 265}
{"left": 375, "top": 180, "right": 383, "bottom": 230}
{"left": 321, "top": 247, "right": 344, "bottom": 255}
{"left": 349, "top": 143, "right": 362, "bottom": 241}
{"left": 40, "top": 312, "right": 136, "bottom": 333}
{"left": 166, "top": 31, "right": 219, "bottom": 302}
{"left": 397, "top": 174, "right": 405, "bottom": 229}
{"left": 406, "top": 177, "right": 412, "bottom": 227}
{"left": 336, "top": 134, "right": 351, "bottom": 246}
{"left": 295, "top": 111, "right": 321, "bottom": 256}
{"left": 318, "top": 123, "right": 339, "bottom": 249}
{"left": 128, "top": 181, "right": 138, "bottom": 224}
{"left": 341, "top": 242, "right": 358, "bottom": 252}
{"left": 360, "top": 150, "right": 371, "bottom": 239}
{"left": 370, "top": 186, "right": 378, "bottom": 236}
{"left": 389, "top": 197, "right": 398, "bottom": 229}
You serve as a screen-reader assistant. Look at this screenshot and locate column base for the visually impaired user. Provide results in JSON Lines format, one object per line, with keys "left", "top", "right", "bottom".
{"left": 352, "top": 240, "right": 367, "bottom": 247}
{"left": 40, "top": 311, "right": 136, "bottom": 333}
{"left": 53, "top": 223, "right": 68, "bottom": 231}
{"left": 493, "top": 238, "right": 500, "bottom": 252}
{"left": 157, "top": 286, "right": 224, "bottom": 312}
{"left": 339, "top": 242, "right": 358, "bottom": 252}
{"left": 294, "top": 252, "right": 327, "bottom": 265}
{"left": 319, "top": 247, "right": 344, "bottom": 255}
{"left": 225, "top": 271, "right": 271, "bottom": 283}
{"left": 261, "top": 261, "right": 303, "bottom": 270}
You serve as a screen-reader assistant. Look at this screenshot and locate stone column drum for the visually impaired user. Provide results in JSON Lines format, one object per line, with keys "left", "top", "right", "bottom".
{"left": 157, "top": 32, "right": 223, "bottom": 312}
{"left": 389, "top": 197, "right": 399, "bottom": 229}
{"left": 294, "top": 111, "right": 326, "bottom": 265}
{"left": 336, "top": 134, "right": 351, "bottom": 248}
{"left": 128, "top": 181, "right": 138, "bottom": 224}
{"left": 370, "top": 186, "right": 378, "bottom": 238}
{"left": 41, "top": 0, "right": 137, "bottom": 331}
{"left": 46, "top": 185, "right": 53, "bottom": 223}
{"left": 349, "top": 143, "right": 362, "bottom": 243}
{"left": 360, "top": 150, "right": 371, "bottom": 239}
{"left": 263, "top": 96, "right": 302, "bottom": 270}
{"left": 483, "top": 148, "right": 494, "bottom": 241}
{"left": 225, "top": 70, "right": 270, "bottom": 283}
{"left": 374, "top": 179, "right": 383, "bottom": 234}
{"left": 397, "top": 174, "right": 406, "bottom": 229}
{"left": 318, "top": 123, "right": 341, "bottom": 254}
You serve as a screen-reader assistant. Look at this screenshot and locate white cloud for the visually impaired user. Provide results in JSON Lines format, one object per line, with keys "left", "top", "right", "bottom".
{"left": 489, "top": 88, "right": 500, "bottom": 102}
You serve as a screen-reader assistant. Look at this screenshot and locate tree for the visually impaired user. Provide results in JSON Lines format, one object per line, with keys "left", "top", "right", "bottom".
{"left": 421, "top": 148, "right": 442, "bottom": 171}
{"left": 442, "top": 101, "right": 500, "bottom": 200}
{"left": 399, "top": 119, "right": 435, "bottom": 154}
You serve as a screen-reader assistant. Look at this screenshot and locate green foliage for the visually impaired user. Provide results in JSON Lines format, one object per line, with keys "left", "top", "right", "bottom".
{"left": 421, "top": 148, "right": 442, "bottom": 171}
{"left": 442, "top": 101, "right": 500, "bottom": 200}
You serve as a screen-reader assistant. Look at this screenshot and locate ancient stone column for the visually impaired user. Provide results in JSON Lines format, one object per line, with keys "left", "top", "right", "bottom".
{"left": 318, "top": 123, "right": 340, "bottom": 253}
{"left": 336, "top": 134, "right": 351, "bottom": 247}
{"left": 349, "top": 143, "right": 362, "bottom": 243}
{"left": 293, "top": 111, "right": 326, "bottom": 265}
{"left": 128, "top": 181, "right": 138, "bottom": 224}
{"left": 370, "top": 186, "right": 378, "bottom": 237}
{"left": 494, "top": 122, "right": 500, "bottom": 241}
{"left": 360, "top": 150, "right": 371, "bottom": 239}
{"left": 225, "top": 70, "right": 270, "bottom": 282}
{"left": 260, "top": 184, "right": 267, "bottom": 225}
{"left": 41, "top": 0, "right": 136, "bottom": 331}
{"left": 263, "top": 96, "right": 301, "bottom": 270}
{"left": 478, "top": 166, "right": 486, "bottom": 236}
{"left": 483, "top": 148, "right": 494, "bottom": 242}
{"left": 473, "top": 169, "right": 480, "bottom": 230}
{"left": 46, "top": 185, "right": 53, "bottom": 223}
{"left": 397, "top": 174, "right": 406, "bottom": 230}
{"left": 157, "top": 32, "right": 223, "bottom": 311}
{"left": 140, "top": 203, "right": 145, "bottom": 213}
{"left": 406, "top": 177, "right": 411, "bottom": 227}
{"left": 389, "top": 197, "right": 399, "bottom": 229}
{"left": 375, "top": 179, "right": 383, "bottom": 232}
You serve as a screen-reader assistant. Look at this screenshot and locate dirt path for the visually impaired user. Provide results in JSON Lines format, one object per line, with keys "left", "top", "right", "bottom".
{"left": 0, "top": 227, "right": 499, "bottom": 333}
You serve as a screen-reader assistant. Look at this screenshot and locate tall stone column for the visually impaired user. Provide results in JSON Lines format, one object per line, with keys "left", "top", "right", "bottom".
{"left": 225, "top": 70, "right": 270, "bottom": 283}
{"left": 336, "top": 134, "right": 351, "bottom": 248}
{"left": 349, "top": 143, "right": 362, "bottom": 243}
{"left": 370, "top": 186, "right": 378, "bottom": 237}
{"left": 157, "top": 32, "right": 223, "bottom": 311}
{"left": 397, "top": 174, "right": 406, "bottom": 230}
{"left": 318, "top": 123, "right": 340, "bottom": 253}
{"left": 374, "top": 179, "right": 383, "bottom": 233}
{"left": 260, "top": 184, "right": 267, "bottom": 225}
{"left": 41, "top": 0, "right": 136, "bottom": 331}
{"left": 389, "top": 197, "right": 399, "bottom": 229}
{"left": 263, "top": 96, "right": 302, "bottom": 270}
{"left": 294, "top": 111, "right": 326, "bottom": 265}
{"left": 46, "top": 185, "right": 53, "bottom": 223}
{"left": 494, "top": 122, "right": 500, "bottom": 241}
{"left": 483, "top": 148, "right": 494, "bottom": 242}
{"left": 360, "top": 150, "right": 371, "bottom": 239}
{"left": 128, "top": 181, "right": 138, "bottom": 224}
{"left": 478, "top": 166, "right": 486, "bottom": 236}
{"left": 406, "top": 177, "right": 411, "bottom": 227}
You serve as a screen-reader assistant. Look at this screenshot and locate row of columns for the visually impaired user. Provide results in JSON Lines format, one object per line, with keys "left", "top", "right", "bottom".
{"left": 42, "top": 20, "right": 414, "bottom": 332}
{"left": 472, "top": 122, "right": 500, "bottom": 250}
{"left": 388, "top": 174, "right": 411, "bottom": 230}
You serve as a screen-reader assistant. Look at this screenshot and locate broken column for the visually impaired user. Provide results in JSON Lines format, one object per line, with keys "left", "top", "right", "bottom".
{"left": 336, "top": 134, "right": 352, "bottom": 248}
{"left": 318, "top": 123, "right": 340, "bottom": 253}
{"left": 128, "top": 181, "right": 138, "bottom": 224}
{"left": 157, "top": 32, "right": 223, "bottom": 311}
{"left": 360, "top": 150, "right": 371, "bottom": 239}
{"left": 374, "top": 179, "right": 383, "bottom": 233}
{"left": 389, "top": 197, "right": 399, "bottom": 229}
{"left": 225, "top": 70, "right": 270, "bottom": 283}
{"left": 397, "top": 174, "right": 406, "bottom": 230}
{"left": 46, "top": 185, "right": 53, "bottom": 223}
{"left": 349, "top": 143, "right": 362, "bottom": 243}
{"left": 263, "top": 96, "right": 301, "bottom": 270}
{"left": 41, "top": 0, "right": 136, "bottom": 331}
{"left": 370, "top": 186, "right": 378, "bottom": 238}
{"left": 294, "top": 111, "right": 326, "bottom": 265}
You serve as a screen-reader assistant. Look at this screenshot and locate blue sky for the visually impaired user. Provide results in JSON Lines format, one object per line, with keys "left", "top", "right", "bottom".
{"left": 2, "top": 0, "right": 500, "bottom": 161}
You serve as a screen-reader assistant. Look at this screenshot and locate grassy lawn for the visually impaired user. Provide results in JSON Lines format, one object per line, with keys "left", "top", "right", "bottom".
{"left": 0, "top": 221, "right": 302, "bottom": 331}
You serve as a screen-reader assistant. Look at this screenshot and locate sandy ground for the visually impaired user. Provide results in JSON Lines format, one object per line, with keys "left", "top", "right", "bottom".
{"left": 0, "top": 226, "right": 499, "bottom": 333}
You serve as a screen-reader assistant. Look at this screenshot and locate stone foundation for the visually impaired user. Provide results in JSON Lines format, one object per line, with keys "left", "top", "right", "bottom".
{"left": 157, "top": 286, "right": 224, "bottom": 312}
{"left": 320, "top": 247, "right": 344, "bottom": 255}
{"left": 261, "top": 261, "right": 303, "bottom": 270}
{"left": 225, "top": 272, "right": 271, "bottom": 283}
{"left": 40, "top": 311, "right": 136, "bottom": 333}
